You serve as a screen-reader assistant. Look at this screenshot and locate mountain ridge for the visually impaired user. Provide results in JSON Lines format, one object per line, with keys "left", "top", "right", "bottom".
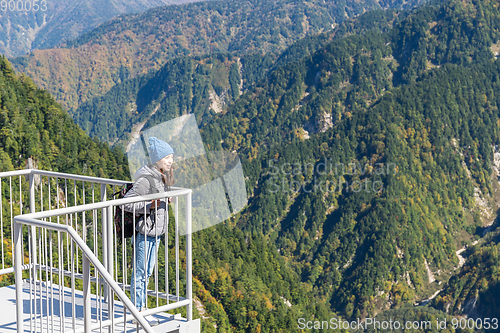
{"left": 0, "top": 0, "right": 206, "bottom": 58}
{"left": 11, "top": 0, "right": 428, "bottom": 113}
{"left": 71, "top": 7, "right": 405, "bottom": 145}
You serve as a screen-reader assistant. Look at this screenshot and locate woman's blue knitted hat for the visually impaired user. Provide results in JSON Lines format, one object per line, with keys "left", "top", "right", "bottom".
{"left": 148, "top": 137, "right": 174, "bottom": 164}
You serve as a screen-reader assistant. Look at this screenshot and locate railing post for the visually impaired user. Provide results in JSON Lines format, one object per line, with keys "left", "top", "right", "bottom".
{"left": 107, "top": 204, "right": 114, "bottom": 281}
{"left": 14, "top": 218, "right": 23, "bottom": 333}
{"left": 83, "top": 254, "right": 91, "bottom": 333}
{"left": 185, "top": 192, "right": 192, "bottom": 321}
{"left": 107, "top": 204, "right": 114, "bottom": 332}
{"left": 29, "top": 170, "right": 36, "bottom": 214}
{"left": 29, "top": 172, "right": 37, "bottom": 282}
{"left": 100, "top": 183, "right": 108, "bottom": 303}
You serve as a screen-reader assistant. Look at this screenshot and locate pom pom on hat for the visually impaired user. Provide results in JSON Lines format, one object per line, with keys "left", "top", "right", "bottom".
{"left": 148, "top": 137, "right": 174, "bottom": 165}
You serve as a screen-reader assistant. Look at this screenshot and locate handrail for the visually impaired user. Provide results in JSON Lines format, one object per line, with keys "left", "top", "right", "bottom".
{"left": 21, "top": 187, "right": 192, "bottom": 219}
{"left": 0, "top": 169, "right": 31, "bottom": 177}
{"left": 14, "top": 217, "right": 155, "bottom": 333}
{"left": 31, "top": 169, "right": 130, "bottom": 186}
{"left": 0, "top": 168, "right": 128, "bottom": 185}
{"left": 1, "top": 168, "right": 191, "bottom": 188}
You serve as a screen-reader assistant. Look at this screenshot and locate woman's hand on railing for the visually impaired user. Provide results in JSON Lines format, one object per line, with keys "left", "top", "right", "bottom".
{"left": 150, "top": 199, "right": 161, "bottom": 209}
{"left": 150, "top": 197, "right": 172, "bottom": 209}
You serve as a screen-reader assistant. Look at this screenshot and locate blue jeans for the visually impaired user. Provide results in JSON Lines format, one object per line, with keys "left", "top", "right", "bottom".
{"left": 130, "top": 233, "right": 161, "bottom": 310}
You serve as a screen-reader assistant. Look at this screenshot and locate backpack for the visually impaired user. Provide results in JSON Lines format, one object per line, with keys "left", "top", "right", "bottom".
{"left": 114, "top": 175, "right": 159, "bottom": 242}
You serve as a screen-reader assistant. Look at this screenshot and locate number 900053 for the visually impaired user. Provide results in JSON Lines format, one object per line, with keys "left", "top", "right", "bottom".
{"left": 451, "top": 318, "right": 498, "bottom": 330}
{"left": 1, "top": 0, "right": 47, "bottom": 11}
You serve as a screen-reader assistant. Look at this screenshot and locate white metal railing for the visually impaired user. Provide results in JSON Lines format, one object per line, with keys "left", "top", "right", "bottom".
{"left": 4, "top": 169, "right": 193, "bottom": 333}
{"left": 0, "top": 169, "right": 129, "bottom": 277}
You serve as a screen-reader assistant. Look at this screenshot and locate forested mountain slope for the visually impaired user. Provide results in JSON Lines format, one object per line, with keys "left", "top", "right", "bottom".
{"left": 202, "top": 0, "right": 500, "bottom": 157}
{"left": 195, "top": 0, "right": 500, "bottom": 318}
{"left": 0, "top": 55, "right": 128, "bottom": 177}
{"left": 0, "top": 0, "right": 203, "bottom": 58}
{"left": 72, "top": 8, "right": 403, "bottom": 144}
{"left": 0, "top": 53, "right": 336, "bottom": 333}
{"left": 433, "top": 222, "right": 500, "bottom": 318}
{"left": 0, "top": 53, "right": 482, "bottom": 331}
{"left": 11, "top": 0, "right": 427, "bottom": 113}
{"left": 47, "top": 0, "right": 500, "bottom": 322}
{"left": 4, "top": 0, "right": 500, "bottom": 328}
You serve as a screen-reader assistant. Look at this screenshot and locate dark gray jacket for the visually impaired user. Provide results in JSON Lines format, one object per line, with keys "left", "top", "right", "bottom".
{"left": 122, "top": 165, "right": 168, "bottom": 237}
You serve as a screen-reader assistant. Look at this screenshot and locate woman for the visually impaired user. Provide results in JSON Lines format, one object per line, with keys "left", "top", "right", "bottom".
{"left": 122, "top": 136, "right": 174, "bottom": 325}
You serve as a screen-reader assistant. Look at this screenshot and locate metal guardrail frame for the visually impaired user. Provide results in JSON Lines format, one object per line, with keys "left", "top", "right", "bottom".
{"left": 6, "top": 169, "right": 193, "bottom": 333}
{"left": 14, "top": 217, "right": 155, "bottom": 333}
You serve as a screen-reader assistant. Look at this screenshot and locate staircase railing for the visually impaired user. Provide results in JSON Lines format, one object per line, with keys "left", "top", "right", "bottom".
{"left": 14, "top": 216, "right": 156, "bottom": 333}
